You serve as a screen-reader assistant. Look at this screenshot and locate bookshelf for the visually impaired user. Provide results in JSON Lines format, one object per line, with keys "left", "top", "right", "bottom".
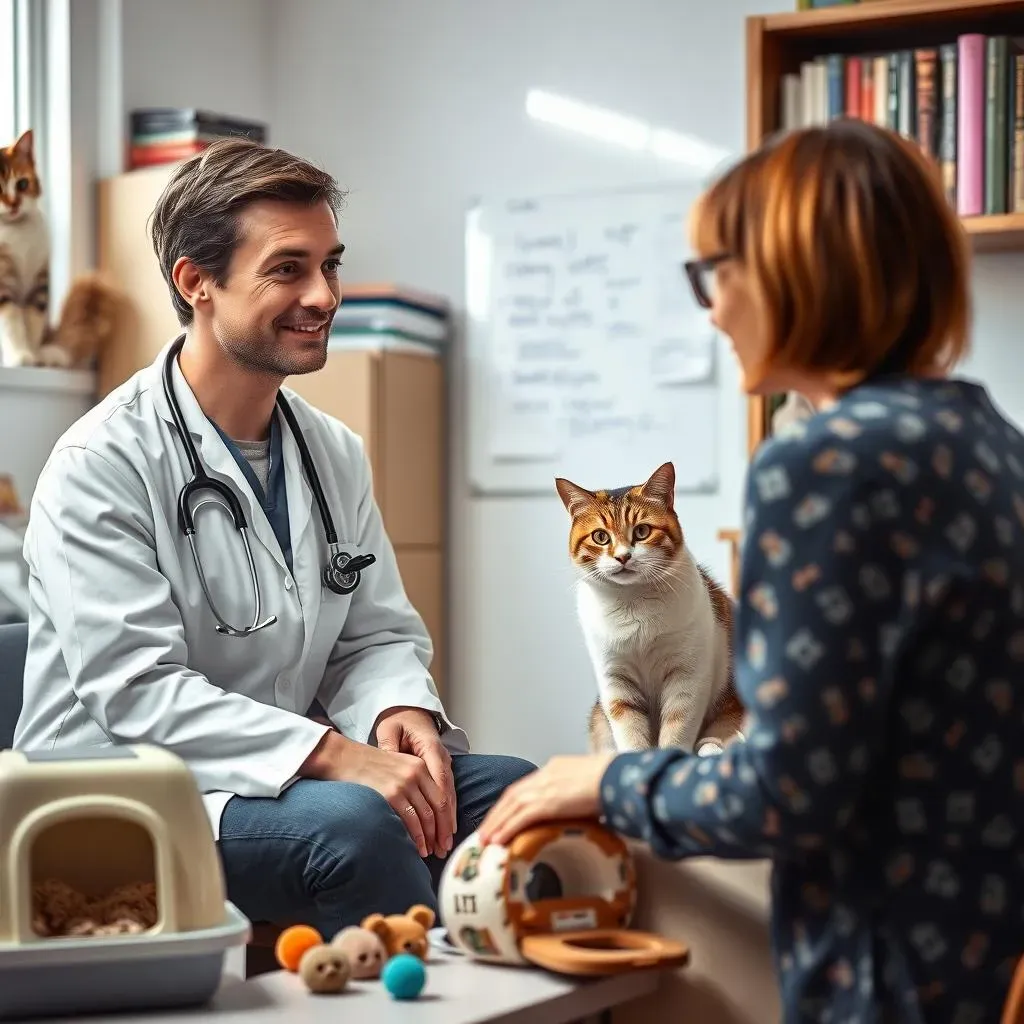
{"left": 716, "top": 0, "right": 1024, "bottom": 587}
{"left": 744, "top": 0, "right": 1024, "bottom": 457}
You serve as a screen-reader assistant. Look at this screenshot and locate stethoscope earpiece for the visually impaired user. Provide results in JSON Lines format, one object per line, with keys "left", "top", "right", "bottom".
{"left": 323, "top": 550, "right": 377, "bottom": 596}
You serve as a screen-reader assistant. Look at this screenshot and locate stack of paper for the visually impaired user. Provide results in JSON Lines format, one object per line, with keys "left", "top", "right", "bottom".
{"left": 330, "top": 284, "right": 451, "bottom": 354}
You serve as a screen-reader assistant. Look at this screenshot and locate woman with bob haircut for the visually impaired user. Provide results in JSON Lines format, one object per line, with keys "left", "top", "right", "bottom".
{"left": 480, "top": 118, "right": 1024, "bottom": 1022}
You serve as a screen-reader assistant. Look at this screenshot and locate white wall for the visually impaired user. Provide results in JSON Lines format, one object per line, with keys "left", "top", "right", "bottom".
{"left": 262, "top": 0, "right": 772, "bottom": 764}
{"left": 115, "top": 0, "right": 1024, "bottom": 768}
{"left": 120, "top": 0, "right": 273, "bottom": 129}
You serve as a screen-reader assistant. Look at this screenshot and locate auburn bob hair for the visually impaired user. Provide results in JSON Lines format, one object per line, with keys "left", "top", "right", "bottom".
{"left": 688, "top": 118, "right": 971, "bottom": 392}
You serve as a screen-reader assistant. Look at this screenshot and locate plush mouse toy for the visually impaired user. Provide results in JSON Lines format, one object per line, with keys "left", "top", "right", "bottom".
{"left": 298, "top": 944, "right": 351, "bottom": 994}
{"left": 361, "top": 904, "right": 435, "bottom": 961}
{"left": 331, "top": 925, "right": 388, "bottom": 979}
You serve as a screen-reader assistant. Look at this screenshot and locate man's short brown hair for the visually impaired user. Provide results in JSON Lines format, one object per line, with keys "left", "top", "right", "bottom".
{"left": 689, "top": 118, "right": 971, "bottom": 392}
{"left": 149, "top": 138, "right": 346, "bottom": 326}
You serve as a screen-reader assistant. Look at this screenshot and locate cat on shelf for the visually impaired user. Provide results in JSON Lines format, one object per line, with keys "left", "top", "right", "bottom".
{"left": 0, "top": 128, "right": 123, "bottom": 369}
{"left": 556, "top": 461, "right": 746, "bottom": 758}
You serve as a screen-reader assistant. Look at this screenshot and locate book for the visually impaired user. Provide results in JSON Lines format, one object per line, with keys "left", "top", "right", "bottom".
{"left": 777, "top": 33, "right": 1024, "bottom": 216}
{"left": 126, "top": 108, "right": 268, "bottom": 170}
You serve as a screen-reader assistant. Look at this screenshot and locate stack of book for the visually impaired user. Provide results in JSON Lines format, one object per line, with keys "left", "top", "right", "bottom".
{"left": 796, "top": 0, "right": 861, "bottom": 8}
{"left": 779, "top": 34, "right": 1024, "bottom": 216}
{"left": 329, "top": 284, "right": 450, "bottom": 353}
{"left": 127, "top": 108, "right": 268, "bottom": 170}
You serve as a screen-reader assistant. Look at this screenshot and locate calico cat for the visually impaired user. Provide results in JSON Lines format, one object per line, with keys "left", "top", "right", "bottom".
{"left": 0, "top": 129, "right": 122, "bottom": 368}
{"left": 556, "top": 461, "right": 745, "bottom": 757}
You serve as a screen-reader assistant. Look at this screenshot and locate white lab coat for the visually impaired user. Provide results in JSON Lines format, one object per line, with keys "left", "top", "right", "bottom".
{"left": 13, "top": 339, "right": 469, "bottom": 838}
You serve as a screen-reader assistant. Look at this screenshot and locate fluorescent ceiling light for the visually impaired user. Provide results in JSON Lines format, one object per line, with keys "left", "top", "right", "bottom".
{"left": 525, "top": 89, "right": 731, "bottom": 173}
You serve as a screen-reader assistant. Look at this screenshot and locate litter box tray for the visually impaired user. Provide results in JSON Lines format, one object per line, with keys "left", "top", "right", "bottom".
{"left": 0, "top": 901, "right": 251, "bottom": 1020}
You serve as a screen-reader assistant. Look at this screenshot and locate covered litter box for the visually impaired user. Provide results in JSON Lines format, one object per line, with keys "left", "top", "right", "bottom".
{"left": 0, "top": 744, "right": 250, "bottom": 1019}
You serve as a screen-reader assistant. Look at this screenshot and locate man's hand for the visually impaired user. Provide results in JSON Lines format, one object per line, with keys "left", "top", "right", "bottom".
{"left": 298, "top": 728, "right": 449, "bottom": 859}
{"left": 376, "top": 707, "right": 457, "bottom": 858}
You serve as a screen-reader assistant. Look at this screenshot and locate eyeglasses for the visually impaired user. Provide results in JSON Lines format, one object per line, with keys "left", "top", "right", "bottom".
{"left": 682, "top": 253, "right": 730, "bottom": 309}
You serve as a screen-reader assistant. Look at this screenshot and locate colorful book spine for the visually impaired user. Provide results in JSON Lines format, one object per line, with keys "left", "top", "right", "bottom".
{"left": 915, "top": 48, "right": 939, "bottom": 159}
{"left": 957, "top": 34, "right": 986, "bottom": 215}
{"left": 1014, "top": 53, "right": 1024, "bottom": 211}
{"left": 777, "top": 32, "right": 1024, "bottom": 220}
{"left": 940, "top": 45, "right": 958, "bottom": 206}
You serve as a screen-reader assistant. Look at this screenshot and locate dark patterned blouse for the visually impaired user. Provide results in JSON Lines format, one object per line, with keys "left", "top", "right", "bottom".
{"left": 600, "top": 376, "right": 1024, "bottom": 1023}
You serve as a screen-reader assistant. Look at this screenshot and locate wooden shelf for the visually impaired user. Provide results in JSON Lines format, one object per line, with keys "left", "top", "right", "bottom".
{"left": 743, "top": 0, "right": 1024, "bottom": 457}
{"left": 759, "top": 0, "right": 1024, "bottom": 40}
{"left": 963, "top": 211, "right": 1024, "bottom": 250}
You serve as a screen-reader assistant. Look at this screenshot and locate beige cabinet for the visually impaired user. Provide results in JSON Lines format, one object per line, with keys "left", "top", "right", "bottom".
{"left": 96, "top": 166, "right": 449, "bottom": 694}
{"left": 286, "top": 350, "right": 448, "bottom": 691}
{"left": 96, "top": 166, "right": 183, "bottom": 400}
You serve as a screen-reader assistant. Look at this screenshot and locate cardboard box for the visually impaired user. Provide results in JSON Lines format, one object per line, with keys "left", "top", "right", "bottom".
{"left": 394, "top": 546, "right": 445, "bottom": 695}
{"left": 97, "top": 166, "right": 182, "bottom": 398}
{"left": 285, "top": 348, "right": 444, "bottom": 548}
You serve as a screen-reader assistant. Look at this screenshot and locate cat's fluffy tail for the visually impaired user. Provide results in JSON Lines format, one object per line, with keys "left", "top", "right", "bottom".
{"left": 52, "top": 270, "right": 129, "bottom": 367}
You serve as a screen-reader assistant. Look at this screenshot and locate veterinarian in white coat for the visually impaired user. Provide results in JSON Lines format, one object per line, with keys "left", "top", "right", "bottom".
{"left": 14, "top": 339, "right": 470, "bottom": 837}
{"left": 14, "top": 140, "right": 533, "bottom": 935}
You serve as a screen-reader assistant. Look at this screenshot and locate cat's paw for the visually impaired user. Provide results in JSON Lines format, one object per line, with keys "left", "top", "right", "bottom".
{"left": 696, "top": 740, "right": 724, "bottom": 757}
{"left": 36, "top": 345, "right": 71, "bottom": 368}
{"left": 2, "top": 349, "right": 39, "bottom": 368}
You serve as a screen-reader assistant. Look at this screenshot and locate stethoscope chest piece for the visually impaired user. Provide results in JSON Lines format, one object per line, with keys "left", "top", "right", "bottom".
{"left": 323, "top": 549, "right": 377, "bottom": 596}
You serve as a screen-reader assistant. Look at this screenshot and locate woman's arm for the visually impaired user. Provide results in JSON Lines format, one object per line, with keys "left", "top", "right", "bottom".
{"left": 601, "top": 429, "right": 913, "bottom": 860}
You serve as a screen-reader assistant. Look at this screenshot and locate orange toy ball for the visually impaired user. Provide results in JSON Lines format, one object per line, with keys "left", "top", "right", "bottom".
{"left": 275, "top": 925, "right": 324, "bottom": 972}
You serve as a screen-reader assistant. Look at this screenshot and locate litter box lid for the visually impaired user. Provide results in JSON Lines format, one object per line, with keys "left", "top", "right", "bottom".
{"left": 0, "top": 744, "right": 225, "bottom": 942}
{"left": 0, "top": 744, "right": 188, "bottom": 774}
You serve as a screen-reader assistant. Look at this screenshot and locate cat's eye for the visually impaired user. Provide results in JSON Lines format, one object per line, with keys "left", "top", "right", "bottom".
{"left": 15, "top": 178, "right": 29, "bottom": 193}
{"left": 591, "top": 529, "right": 610, "bottom": 545}
{"left": 633, "top": 524, "right": 652, "bottom": 540}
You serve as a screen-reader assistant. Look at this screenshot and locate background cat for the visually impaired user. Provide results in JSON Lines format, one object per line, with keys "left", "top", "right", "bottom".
{"left": 0, "top": 128, "right": 124, "bottom": 369}
{"left": 556, "top": 461, "right": 746, "bottom": 757}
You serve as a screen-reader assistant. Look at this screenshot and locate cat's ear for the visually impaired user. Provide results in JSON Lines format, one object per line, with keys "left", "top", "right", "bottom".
{"left": 555, "top": 477, "right": 594, "bottom": 516}
{"left": 13, "top": 129, "right": 33, "bottom": 160}
{"left": 640, "top": 462, "right": 675, "bottom": 508}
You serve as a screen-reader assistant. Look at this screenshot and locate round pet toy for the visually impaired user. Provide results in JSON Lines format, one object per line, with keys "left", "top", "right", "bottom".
{"left": 381, "top": 952, "right": 427, "bottom": 1000}
{"left": 298, "top": 944, "right": 351, "bottom": 994}
{"left": 275, "top": 924, "right": 323, "bottom": 972}
{"left": 330, "top": 925, "right": 387, "bottom": 978}
{"left": 438, "top": 819, "right": 689, "bottom": 977}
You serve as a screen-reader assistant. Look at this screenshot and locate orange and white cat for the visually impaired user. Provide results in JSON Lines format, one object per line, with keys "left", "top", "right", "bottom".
{"left": 556, "top": 461, "right": 745, "bottom": 757}
{"left": 0, "top": 129, "right": 122, "bottom": 368}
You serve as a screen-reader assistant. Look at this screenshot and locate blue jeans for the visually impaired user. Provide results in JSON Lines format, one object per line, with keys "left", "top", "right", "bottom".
{"left": 217, "top": 752, "right": 535, "bottom": 937}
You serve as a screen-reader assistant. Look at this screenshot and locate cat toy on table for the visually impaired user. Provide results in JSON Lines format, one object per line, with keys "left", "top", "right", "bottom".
{"left": 275, "top": 904, "right": 433, "bottom": 999}
{"left": 438, "top": 819, "right": 689, "bottom": 977}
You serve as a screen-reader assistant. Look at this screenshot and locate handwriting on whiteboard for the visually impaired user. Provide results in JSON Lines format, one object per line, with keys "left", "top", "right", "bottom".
{"left": 486, "top": 200, "right": 717, "bottom": 484}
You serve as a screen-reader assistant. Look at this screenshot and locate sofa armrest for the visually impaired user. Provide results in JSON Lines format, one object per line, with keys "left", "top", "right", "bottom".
{"left": 615, "top": 846, "right": 780, "bottom": 1024}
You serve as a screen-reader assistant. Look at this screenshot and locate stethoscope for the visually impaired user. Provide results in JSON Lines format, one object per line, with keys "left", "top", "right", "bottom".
{"left": 161, "top": 333, "right": 376, "bottom": 637}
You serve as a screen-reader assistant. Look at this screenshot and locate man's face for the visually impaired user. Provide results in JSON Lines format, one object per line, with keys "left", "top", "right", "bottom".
{"left": 206, "top": 198, "right": 343, "bottom": 377}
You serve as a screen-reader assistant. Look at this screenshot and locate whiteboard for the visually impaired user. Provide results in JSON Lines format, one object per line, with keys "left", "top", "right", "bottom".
{"left": 465, "top": 179, "right": 720, "bottom": 497}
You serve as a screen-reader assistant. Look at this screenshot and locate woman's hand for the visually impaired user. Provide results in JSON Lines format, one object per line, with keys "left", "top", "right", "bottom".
{"left": 478, "top": 754, "right": 615, "bottom": 846}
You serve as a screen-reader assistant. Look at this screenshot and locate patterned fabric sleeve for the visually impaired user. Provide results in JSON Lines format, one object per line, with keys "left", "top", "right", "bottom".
{"left": 599, "top": 424, "right": 913, "bottom": 859}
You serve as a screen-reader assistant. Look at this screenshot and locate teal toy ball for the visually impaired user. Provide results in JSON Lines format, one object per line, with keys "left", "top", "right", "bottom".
{"left": 381, "top": 953, "right": 426, "bottom": 1000}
